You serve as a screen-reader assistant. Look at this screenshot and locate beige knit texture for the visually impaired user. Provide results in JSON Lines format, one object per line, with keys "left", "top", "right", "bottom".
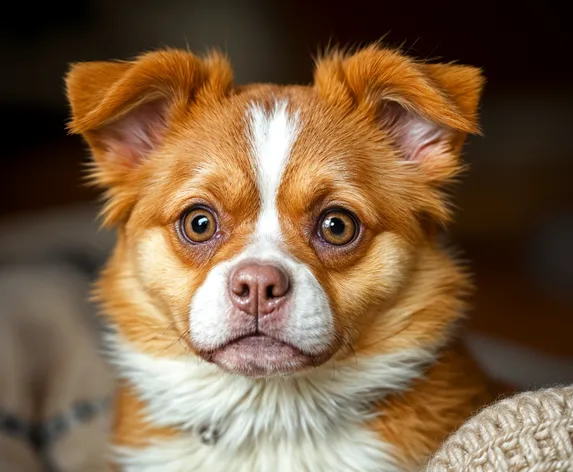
{"left": 424, "top": 386, "right": 573, "bottom": 472}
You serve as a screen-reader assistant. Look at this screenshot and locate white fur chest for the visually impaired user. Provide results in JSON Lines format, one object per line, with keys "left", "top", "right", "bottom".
{"left": 109, "top": 335, "right": 434, "bottom": 472}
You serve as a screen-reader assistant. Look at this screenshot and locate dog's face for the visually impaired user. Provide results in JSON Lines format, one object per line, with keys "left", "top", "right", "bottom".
{"left": 67, "top": 47, "right": 483, "bottom": 377}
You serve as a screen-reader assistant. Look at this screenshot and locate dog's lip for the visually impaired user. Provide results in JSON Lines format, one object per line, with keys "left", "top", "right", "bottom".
{"left": 227, "top": 333, "right": 301, "bottom": 351}
{"left": 199, "top": 331, "right": 301, "bottom": 354}
{"left": 199, "top": 334, "right": 317, "bottom": 377}
{"left": 199, "top": 332, "right": 305, "bottom": 357}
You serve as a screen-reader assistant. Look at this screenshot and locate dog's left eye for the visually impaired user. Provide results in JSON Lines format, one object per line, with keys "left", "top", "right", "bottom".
{"left": 180, "top": 207, "right": 218, "bottom": 243}
{"left": 319, "top": 210, "right": 358, "bottom": 246}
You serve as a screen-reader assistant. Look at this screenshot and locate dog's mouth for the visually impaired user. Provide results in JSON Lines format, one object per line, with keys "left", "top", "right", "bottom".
{"left": 200, "top": 334, "right": 321, "bottom": 378}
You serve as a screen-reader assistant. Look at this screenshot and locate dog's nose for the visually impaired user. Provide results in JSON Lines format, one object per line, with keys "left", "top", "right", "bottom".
{"left": 229, "top": 263, "right": 290, "bottom": 317}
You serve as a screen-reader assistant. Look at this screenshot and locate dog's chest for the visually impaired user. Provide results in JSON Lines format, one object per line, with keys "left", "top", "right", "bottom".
{"left": 108, "top": 336, "right": 434, "bottom": 472}
{"left": 115, "top": 421, "right": 402, "bottom": 472}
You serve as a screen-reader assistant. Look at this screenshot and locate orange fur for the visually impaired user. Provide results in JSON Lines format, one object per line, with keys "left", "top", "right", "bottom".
{"left": 113, "top": 383, "right": 178, "bottom": 448}
{"left": 66, "top": 45, "right": 490, "bottom": 469}
{"left": 372, "top": 343, "right": 491, "bottom": 469}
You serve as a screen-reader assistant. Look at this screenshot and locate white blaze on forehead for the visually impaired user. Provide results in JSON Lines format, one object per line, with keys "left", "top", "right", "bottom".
{"left": 248, "top": 100, "right": 300, "bottom": 238}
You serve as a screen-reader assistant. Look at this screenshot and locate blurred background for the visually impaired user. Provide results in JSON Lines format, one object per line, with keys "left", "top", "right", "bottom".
{"left": 0, "top": 0, "right": 572, "bottom": 468}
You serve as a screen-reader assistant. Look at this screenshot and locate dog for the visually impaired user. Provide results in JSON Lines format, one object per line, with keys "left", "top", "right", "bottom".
{"left": 65, "top": 44, "right": 492, "bottom": 471}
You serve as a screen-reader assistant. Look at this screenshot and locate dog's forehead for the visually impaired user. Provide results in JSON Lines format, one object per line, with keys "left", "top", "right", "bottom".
{"left": 225, "top": 87, "right": 361, "bottom": 198}
{"left": 154, "top": 85, "right": 376, "bottom": 230}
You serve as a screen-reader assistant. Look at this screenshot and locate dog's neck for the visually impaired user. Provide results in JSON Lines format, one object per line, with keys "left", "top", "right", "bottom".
{"left": 106, "top": 332, "right": 437, "bottom": 450}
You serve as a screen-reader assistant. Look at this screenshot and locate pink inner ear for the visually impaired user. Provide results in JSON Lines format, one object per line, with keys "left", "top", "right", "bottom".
{"left": 97, "top": 100, "right": 168, "bottom": 166}
{"left": 379, "top": 101, "right": 450, "bottom": 163}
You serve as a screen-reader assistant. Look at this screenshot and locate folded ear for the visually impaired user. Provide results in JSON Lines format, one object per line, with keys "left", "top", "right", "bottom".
{"left": 65, "top": 49, "right": 233, "bottom": 225}
{"left": 314, "top": 46, "right": 484, "bottom": 184}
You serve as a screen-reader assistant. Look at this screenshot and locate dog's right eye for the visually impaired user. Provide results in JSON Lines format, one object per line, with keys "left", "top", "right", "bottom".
{"left": 180, "top": 206, "right": 218, "bottom": 243}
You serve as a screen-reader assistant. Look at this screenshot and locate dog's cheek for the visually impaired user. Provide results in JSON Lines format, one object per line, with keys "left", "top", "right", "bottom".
{"left": 133, "top": 229, "right": 201, "bottom": 328}
{"left": 326, "top": 232, "right": 416, "bottom": 335}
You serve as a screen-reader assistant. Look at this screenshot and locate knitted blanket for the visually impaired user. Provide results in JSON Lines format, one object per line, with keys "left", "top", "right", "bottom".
{"left": 424, "top": 386, "right": 573, "bottom": 472}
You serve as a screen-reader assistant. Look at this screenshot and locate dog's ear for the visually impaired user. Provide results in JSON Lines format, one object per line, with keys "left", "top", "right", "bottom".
{"left": 314, "top": 46, "right": 484, "bottom": 185}
{"left": 66, "top": 49, "right": 233, "bottom": 225}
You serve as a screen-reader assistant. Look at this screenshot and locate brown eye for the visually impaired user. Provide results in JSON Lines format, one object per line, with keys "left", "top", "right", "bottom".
{"left": 180, "top": 207, "right": 217, "bottom": 243}
{"left": 319, "top": 210, "right": 358, "bottom": 246}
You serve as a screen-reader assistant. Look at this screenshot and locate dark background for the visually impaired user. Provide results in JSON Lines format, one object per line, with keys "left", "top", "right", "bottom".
{"left": 1, "top": 0, "right": 572, "bottom": 382}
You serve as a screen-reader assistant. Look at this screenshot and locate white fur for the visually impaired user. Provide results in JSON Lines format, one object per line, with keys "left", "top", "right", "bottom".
{"left": 108, "top": 333, "right": 436, "bottom": 471}
{"left": 249, "top": 100, "right": 299, "bottom": 238}
{"left": 115, "top": 426, "right": 397, "bottom": 472}
{"left": 189, "top": 101, "right": 334, "bottom": 353}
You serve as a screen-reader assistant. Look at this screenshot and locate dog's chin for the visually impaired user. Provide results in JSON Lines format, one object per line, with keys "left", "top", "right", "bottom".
{"left": 201, "top": 335, "right": 327, "bottom": 378}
